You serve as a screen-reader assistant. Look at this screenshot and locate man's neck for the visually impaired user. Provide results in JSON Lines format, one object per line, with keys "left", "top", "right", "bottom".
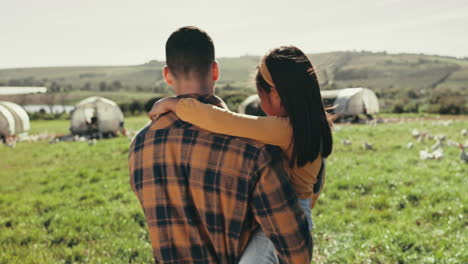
{"left": 175, "top": 85, "right": 215, "bottom": 96}
{"left": 172, "top": 74, "right": 215, "bottom": 96}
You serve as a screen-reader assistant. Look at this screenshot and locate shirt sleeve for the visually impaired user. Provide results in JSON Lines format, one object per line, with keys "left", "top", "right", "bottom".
{"left": 128, "top": 131, "right": 144, "bottom": 201}
{"left": 250, "top": 147, "right": 313, "bottom": 264}
{"left": 176, "top": 98, "right": 292, "bottom": 149}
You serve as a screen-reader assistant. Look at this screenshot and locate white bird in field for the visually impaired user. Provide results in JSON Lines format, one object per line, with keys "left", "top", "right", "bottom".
{"left": 369, "top": 119, "right": 378, "bottom": 127}
{"left": 88, "top": 138, "right": 97, "bottom": 146}
{"left": 431, "top": 140, "right": 443, "bottom": 150}
{"left": 412, "top": 129, "right": 420, "bottom": 138}
{"left": 447, "top": 140, "right": 459, "bottom": 147}
{"left": 6, "top": 140, "right": 16, "bottom": 148}
{"left": 363, "top": 141, "right": 373, "bottom": 150}
{"left": 342, "top": 139, "right": 352, "bottom": 145}
{"left": 433, "top": 148, "right": 444, "bottom": 160}
{"left": 459, "top": 144, "right": 468, "bottom": 163}
{"left": 417, "top": 131, "right": 428, "bottom": 143}
{"left": 49, "top": 138, "right": 59, "bottom": 144}
{"left": 407, "top": 142, "right": 414, "bottom": 149}
{"left": 419, "top": 149, "right": 433, "bottom": 160}
{"left": 462, "top": 129, "right": 467, "bottom": 137}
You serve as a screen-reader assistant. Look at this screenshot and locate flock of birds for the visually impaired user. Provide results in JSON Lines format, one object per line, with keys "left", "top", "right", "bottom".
{"left": 412, "top": 128, "right": 467, "bottom": 162}
{"left": 5, "top": 130, "right": 139, "bottom": 147}
{"left": 341, "top": 139, "right": 374, "bottom": 150}
{"left": 341, "top": 128, "right": 468, "bottom": 163}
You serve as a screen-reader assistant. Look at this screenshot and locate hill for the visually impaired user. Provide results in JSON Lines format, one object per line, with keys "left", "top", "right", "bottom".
{"left": 0, "top": 51, "right": 466, "bottom": 114}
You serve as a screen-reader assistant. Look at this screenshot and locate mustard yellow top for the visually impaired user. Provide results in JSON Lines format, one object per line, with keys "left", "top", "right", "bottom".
{"left": 175, "top": 98, "right": 324, "bottom": 204}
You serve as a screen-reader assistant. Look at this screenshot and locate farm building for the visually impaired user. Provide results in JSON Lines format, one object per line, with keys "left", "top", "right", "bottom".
{"left": 0, "top": 101, "right": 30, "bottom": 144}
{"left": 321, "top": 88, "right": 379, "bottom": 118}
{"left": 0, "top": 86, "right": 47, "bottom": 95}
{"left": 70, "top": 96, "right": 125, "bottom": 138}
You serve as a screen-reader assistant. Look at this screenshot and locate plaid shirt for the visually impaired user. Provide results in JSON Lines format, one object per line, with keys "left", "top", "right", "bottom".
{"left": 129, "top": 94, "right": 312, "bottom": 264}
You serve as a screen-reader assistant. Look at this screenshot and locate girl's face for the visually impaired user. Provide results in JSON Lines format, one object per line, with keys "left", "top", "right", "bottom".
{"left": 258, "top": 88, "right": 288, "bottom": 117}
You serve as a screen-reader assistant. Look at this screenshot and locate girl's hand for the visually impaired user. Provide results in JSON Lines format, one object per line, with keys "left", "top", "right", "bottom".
{"left": 148, "top": 97, "right": 179, "bottom": 120}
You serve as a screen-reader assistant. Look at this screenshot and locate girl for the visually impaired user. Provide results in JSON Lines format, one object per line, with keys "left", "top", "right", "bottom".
{"left": 150, "top": 46, "right": 333, "bottom": 261}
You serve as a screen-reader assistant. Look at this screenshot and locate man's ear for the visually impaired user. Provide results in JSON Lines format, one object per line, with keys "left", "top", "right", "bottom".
{"left": 163, "top": 66, "right": 174, "bottom": 86}
{"left": 212, "top": 61, "right": 219, "bottom": 81}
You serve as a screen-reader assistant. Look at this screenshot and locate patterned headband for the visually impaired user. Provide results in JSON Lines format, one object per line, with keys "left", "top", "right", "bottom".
{"left": 259, "top": 55, "right": 275, "bottom": 87}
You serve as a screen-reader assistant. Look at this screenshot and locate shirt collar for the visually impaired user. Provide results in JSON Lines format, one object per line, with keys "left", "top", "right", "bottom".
{"left": 177, "top": 93, "right": 228, "bottom": 109}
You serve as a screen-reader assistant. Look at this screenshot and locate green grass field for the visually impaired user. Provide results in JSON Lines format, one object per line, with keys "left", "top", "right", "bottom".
{"left": 1, "top": 116, "right": 467, "bottom": 263}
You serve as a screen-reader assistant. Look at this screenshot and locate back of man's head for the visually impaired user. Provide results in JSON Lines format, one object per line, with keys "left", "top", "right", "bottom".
{"left": 166, "top": 26, "right": 215, "bottom": 80}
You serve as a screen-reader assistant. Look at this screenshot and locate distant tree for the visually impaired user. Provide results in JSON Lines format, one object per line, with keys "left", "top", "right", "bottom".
{"left": 8, "top": 79, "right": 22, "bottom": 86}
{"left": 119, "top": 103, "right": 130, "bottom": 116}
{"left": 392, "top": 105, "right": 404, "bottom": 113}
{"left": 111, "top": 80, "right": 122, "bottom": 91}
{"left": 129, "top": 101, "right": 143, "bottom": 115}
{"left": 407, "top": 90, "right": 419, "bottom": 99}
{"left": 152, "top": 85, "right": 168, "bottom": 93}
{"left": 82, "top": 82, "right": 92, "bottom": 91}
{"left": 144, "top": 97, "right": 163, "bottom": 113}
{"left": 50, "top": 81, "right": 61, "bottom": 92}
{"left": 99, "top": 81, "right": 107, "bottom": 92}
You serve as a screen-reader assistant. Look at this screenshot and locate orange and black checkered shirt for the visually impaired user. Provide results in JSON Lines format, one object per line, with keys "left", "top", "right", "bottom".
{"left": 129, "top": 94, "right": 312, "bottom": 264}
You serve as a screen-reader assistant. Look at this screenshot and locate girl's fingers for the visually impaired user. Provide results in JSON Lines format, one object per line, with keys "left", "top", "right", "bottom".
{"left": 150, "top": 114, "right": 159, "bottom": 121}
{"left": 148, "top": 111, "right": 158, "bottom": 120}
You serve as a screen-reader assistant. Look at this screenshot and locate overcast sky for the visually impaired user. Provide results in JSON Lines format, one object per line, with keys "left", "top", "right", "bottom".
{"left": 1, "top": 0, "right": 467, "bottom": 69}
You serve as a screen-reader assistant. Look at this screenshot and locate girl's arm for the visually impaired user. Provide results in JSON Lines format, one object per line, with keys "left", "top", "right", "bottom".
{"left": 149, "top": 97, "right": 292, "bottom": 148}
{"left": 148, "top": 97, "right": 179, "bottom": 120}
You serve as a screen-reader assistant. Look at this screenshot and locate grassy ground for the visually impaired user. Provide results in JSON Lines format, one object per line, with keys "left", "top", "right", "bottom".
{"left": 1, "top": 116, "right": 466, "bottom": 263}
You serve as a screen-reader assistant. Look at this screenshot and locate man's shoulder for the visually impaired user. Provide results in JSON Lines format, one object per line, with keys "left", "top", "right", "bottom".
{"left": 131, "top": 113, "right": 180, "bottom": 140}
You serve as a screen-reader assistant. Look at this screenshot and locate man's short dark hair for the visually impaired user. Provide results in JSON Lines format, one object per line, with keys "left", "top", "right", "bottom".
{"left": 165, "top": 26, "right": 215, "bottom": 78}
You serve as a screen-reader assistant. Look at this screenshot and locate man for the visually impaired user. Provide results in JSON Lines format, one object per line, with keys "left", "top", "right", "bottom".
{"left": 129, "top": 26, "right": 311, "bottom": 264}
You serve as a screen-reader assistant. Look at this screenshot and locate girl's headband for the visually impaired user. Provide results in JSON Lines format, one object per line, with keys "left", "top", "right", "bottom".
{"left": 259, "top": 55, "right": 275, "bottom": 87}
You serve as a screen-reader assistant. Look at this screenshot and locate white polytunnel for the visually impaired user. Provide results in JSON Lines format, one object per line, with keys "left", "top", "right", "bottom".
{"left": 70, "top": 96, "right": 125, "bottom": 135}
{"left": 322, "top": 88, "right": 380, "bottom": 116}
{"left": 0, "top": 105, "right": 15, "bottom": 138}
{"left": 0, "top": 101, "right": 31, "bottom": 138}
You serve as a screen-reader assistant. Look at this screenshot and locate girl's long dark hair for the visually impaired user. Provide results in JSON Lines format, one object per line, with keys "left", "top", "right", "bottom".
{"left": 256, "top": 46, "right": 333, "bottom": 167}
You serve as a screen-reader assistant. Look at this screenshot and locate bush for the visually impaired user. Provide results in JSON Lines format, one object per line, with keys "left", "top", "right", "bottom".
{"left": 29, "top": 112, "right": 70, "bottom": 120}
{"left": 392, "top": 104, "right": 404, "bottom": 114}
{"left": 119, "top": 101, "right": 146, "bottom": 116}
{"left": 220, "top": 93, "right": 249, "bottom": 112}
{"left": 144, "top": 97, "right": 164, "bottom": 113}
